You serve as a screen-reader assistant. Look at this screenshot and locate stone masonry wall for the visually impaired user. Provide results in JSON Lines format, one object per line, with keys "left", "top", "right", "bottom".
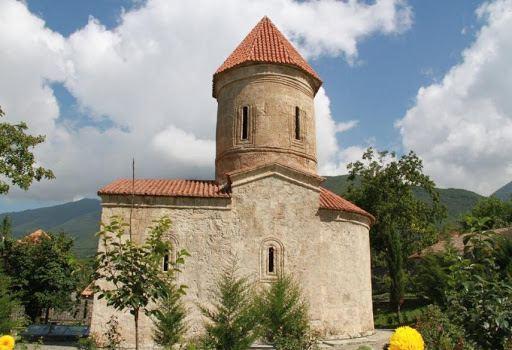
{"left": 90, "top": 175, "right": 373, "bottom": 349}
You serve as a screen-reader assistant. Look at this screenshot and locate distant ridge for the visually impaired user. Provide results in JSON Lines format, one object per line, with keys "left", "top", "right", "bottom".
{"left": 0, "top": 198, "right": 101, "bottom": 258}
{"left": 492, "top": 181, "right": 512, "bottom": 201}
{"left": 322, "top": 175, "right": 484, "bottom": 225}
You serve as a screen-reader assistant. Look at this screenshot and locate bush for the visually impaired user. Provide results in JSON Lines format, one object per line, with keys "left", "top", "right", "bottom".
{"left": 444, "top": 234, "right": 512, "bottom": 349}
{"left": 414, "top": 248, "right": 458, "bottom": 307}
{"left": 199, "top": 264, "right": 260, "bottom": 350}
{"left": 415, "top": 305, "right": 475, "bottom": 350}
{"left": 257, "top": 275, "right": 317, "bottom": 350}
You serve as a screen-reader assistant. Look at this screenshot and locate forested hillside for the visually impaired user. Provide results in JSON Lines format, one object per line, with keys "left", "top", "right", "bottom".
{"left": 0, "top": 198, "right": 101, "bottom": 257}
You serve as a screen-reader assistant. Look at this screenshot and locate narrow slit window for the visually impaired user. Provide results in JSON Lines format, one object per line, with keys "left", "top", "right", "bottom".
{"left": 268, "top": 247, "right": 275, "bottom": 273}
{"left": 242, "top": 106, "right": 249, "bottom": 140}
{"left": 163, "top": 254, "right": 170, "bottom": 272}
{"left": 294, "top": 107, "right": 301, "bottom": 140}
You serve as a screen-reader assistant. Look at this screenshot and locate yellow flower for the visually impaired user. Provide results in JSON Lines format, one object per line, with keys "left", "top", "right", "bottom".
{"left": 389, "top": 326, "right": 424, "bottom": 350}
{"left": 0, "top": 335, "right": 14, "bottom": 350}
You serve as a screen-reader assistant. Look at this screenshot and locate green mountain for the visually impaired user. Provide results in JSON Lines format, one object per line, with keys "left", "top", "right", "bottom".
{"left": 0, "top": 198, "right": 101, "bottom": 258}
{"left": 322, "top": 175, "right": 484, "bottom": 225}
{"left": 492, "top": 181, "right": 512, "bottom": 201}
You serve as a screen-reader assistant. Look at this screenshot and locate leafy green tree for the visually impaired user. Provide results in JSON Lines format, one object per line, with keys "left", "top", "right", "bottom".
{"left": 200, "top": 263, "right": 260, "bottom": 350}
{"left": 94, "top": 216, "right": 188, "bottom": 350}
{"left": 152, "top": 283, "right": 187, "bottom": 349}
{"left": 0, "top": 106, "right": 54, "bottom": 194}
{"left": 462, "top": 196, "right": 512, "bottom": 231}
{"left": 346, "top": 148, "right": 445, "bottom": 320}
{"left": 0, "top": 269, "right": 26, "bottom": 334}
{"left": 258, "top": 275, "right": 316, "bottom": 350}
{"left": 3, "top": 231, "right": 79, "bottom": 322}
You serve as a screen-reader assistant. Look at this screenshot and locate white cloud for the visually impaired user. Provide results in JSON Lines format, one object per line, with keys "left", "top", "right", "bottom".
{"left": 397, "top": 0, "right": 512, "bottom": 195}
{"left": 315, "top": 88, "right": 367, "bottom": 175}
{"left": 0, "top": 0, "right": 412, "bottom": 202}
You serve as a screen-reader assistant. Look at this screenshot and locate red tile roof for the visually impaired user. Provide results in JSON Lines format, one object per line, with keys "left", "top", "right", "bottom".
{"left": 81, "top": 283, "right": 94, "bottom": 298}
{"left": 19, "top": 229, "right": 49, "bottom": 244}
{"left": 98, "top": 179, "right": 230, "bottom": 198}
{"left": 99, "top": 179, "right": 373, "bottom": 222}
{"left": 215, "top": 16, "right": 321, "bottom": 84}
{"left": 319, "top": 187, "right": 375, "bottom": 222}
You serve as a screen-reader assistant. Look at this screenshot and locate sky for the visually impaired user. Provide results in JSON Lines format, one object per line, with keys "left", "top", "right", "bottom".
{"left": 0, "top": 0, "right": 511, "bottom": 212}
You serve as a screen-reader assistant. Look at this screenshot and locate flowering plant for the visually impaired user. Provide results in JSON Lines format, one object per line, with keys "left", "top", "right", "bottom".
{"left": 389, "top": 326, "right": 424, "bottom": 350}
{"left": 0, "top": 335, "right": 15, "bottom": 350}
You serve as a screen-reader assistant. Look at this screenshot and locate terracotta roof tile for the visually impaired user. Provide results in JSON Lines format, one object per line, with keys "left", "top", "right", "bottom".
{"left": 19, "top": 229, "right": 49, "bottom": 244}
{"left": 99, "top": 179, "right": 372, "bottom": 222}
{"left": 81, "top": 283, "right": 94, "bottom": 298}
{"left": 319, "top": 187, "right": 375, "bottom": 222}
{"left": 98, "top": 179, "right": 230, "bottom": 198}
{"left": 214, "top": 16, "right": 321, "bottom": 83}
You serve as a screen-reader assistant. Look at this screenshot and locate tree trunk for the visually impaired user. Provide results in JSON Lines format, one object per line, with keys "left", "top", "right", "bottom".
{"left": 134, "top": 308, "right": 139, "bottom": 350}
{"left": 44, "top": 307, "right": 50, "bottom": 324}
{"left": 385, "top": 230, "right": 405, "bottom": 324}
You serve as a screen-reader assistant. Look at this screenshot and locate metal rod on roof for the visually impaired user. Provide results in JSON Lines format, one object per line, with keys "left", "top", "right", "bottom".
{"left": 129, "top": 158, "right": 135, "bottom": 240}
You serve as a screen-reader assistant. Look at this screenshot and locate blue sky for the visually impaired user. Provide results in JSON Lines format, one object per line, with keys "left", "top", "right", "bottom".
{"left": 1, "top": 0, "right": 511, "bottom": 212}
{"left": 27, "top": 0, "right": 482, "bottom": 151}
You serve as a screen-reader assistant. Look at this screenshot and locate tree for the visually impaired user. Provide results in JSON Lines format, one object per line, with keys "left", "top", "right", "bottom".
{"left": 152, "top": 283, "right": 187, "bottom": 349}
{"left": 257, "top": 275, "right": 316, "bottom": 350}
{"left": 94, "top": 216, "right": 188, "bottom": 350}
{"left": 346, "top": 148, "right": 445, "bottom": 321}
{"left": 0, "top": 269, "right": 26, "bottom": 334}
{"left": 0, "top": 106, "right": 54, "bottom": 194}
{"left": 3, "top": 232, "right": 79, "bottom": 322}
{"left": 199, "top": 263, "right": 260, "bottom": 350}
{"left": 462, "top": 196, "right": 512, "bottom": 231}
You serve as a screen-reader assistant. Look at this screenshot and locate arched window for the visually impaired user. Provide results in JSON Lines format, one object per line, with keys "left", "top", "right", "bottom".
{"left": 242, "top": 106, "right": 249, "bottom": 140}
{"left": 162, "top": 254, "right": 170, "bottom": 272}
{"left": 260, "top": 238, "right": 284, "bottom": 281}
{"left": 162, "top": 235, "right": 178, "bottom": 272}
{"left": 268, "top": 247, "right": 275, "bottom": 273}
{"left": 294, "top": 106, "right": 301, "bottom": 140}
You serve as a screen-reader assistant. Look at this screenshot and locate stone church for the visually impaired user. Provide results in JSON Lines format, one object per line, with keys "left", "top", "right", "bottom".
{"left": 90, "top": 17, "right": 374, "bottom": 348}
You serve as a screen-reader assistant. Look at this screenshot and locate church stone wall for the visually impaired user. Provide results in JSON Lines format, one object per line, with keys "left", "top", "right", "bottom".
{"left": 90, "top": 175, "right": 373, "bottom": 349}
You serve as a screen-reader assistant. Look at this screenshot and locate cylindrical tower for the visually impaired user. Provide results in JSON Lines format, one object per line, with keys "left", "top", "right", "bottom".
{"left": 213, "top": 17, "right": 322, "bottom": 183}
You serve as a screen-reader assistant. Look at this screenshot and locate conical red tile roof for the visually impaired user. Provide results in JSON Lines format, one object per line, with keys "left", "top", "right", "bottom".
{"left": 214, "top": 16, "right": 321, "bottom": 85}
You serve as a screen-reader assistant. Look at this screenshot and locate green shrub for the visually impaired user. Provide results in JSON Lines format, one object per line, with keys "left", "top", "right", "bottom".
{"left": 444, "top": 234, "right": 512, "bottom": 349}
{"left": 415, "top": 305, "right": 475, "bottom": 350}
{"left": 257, "top": 275, "right": 317, "bottom": 350}
{"left": 199, "top": 264, "right": 260, "bottom": 350}
{"left": 77, "top": 336, "right": 98, "bottom": 350}
{"left": 414, "top": 247, "right": 458, "bottom": 307}
{"left": 152, "top": 283, "right": 187, "bottom": 348}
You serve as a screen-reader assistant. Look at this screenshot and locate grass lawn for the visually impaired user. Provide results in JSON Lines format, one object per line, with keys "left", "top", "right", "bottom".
{"left": 373, "top": 293, "right": 430, "bottom": 329}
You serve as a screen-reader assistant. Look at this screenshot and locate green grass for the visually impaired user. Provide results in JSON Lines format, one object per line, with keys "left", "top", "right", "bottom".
{"left": 373, "top": 293, "right": 429, "bottom": 329}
